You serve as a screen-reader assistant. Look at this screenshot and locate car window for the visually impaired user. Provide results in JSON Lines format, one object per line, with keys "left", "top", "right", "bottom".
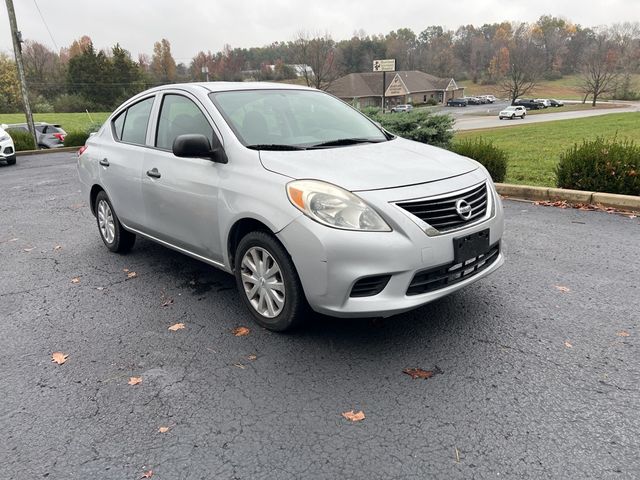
{"left": 210, "top": 89, "right": 387, "bottom": 148}
{"left": 120, "top": 97, "right": 154, "bottom": 145}
{"left": 113, "top": 111, "right": 125, "bottom": 140}
{"left": 155, "top": 94, "right": 214, "bottom": 151}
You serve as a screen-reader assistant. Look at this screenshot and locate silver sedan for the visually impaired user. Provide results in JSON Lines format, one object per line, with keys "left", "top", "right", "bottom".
{"left": 77, "top": 82, "right": 504, "bottom": 331}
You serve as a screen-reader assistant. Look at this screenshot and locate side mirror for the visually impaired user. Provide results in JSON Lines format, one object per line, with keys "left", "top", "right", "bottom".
{"left": 172, "top": 134, "right": 228, "bottom": 164}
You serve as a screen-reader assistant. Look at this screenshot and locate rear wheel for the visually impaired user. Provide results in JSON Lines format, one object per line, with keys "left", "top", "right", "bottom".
{"left": 94, "top": 191, "right": 136, "bottom": 253}
{"left": 234, "top": 231, "right": 308, "bottom": 332}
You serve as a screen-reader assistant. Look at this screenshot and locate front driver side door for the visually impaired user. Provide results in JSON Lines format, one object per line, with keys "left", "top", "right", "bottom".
{"left": 141, "top": 92, "right": 224, "bottom": 264}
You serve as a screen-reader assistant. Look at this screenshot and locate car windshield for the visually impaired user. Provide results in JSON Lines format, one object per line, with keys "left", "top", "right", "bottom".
{"left": 504, "top": 106, "right": 517, "bottom": 111}
{"left": 209, "top": 89, "right": 388, "bottom": 149}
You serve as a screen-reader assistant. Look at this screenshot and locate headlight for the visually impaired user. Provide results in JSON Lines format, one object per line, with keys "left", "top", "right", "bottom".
{"left": 286, "top": 179, "right": 391, "bottom": 231}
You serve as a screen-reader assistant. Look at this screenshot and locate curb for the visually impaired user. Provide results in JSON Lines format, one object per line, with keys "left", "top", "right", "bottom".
{"left": 495, "top": 183, "right": 640, "bottom": 212}
{"left": 16, "top": 146, "right": 79, "bottom": 157}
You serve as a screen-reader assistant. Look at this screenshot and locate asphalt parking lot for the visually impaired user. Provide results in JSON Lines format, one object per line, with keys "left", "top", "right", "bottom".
{"left": 1, "top": 152, "right": 639, "bottom": 479}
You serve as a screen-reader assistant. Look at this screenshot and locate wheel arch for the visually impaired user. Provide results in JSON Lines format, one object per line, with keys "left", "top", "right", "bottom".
{"left": 226, "top": 217, "right": 275, "bottom": 271}
{"left": 89, "top": 184, "right": 105, "bottom": 216}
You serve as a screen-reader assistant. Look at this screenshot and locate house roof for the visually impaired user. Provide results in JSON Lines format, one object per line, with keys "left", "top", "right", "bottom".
{"left": 328, "top": 70, "right": 458, "bottom": 98}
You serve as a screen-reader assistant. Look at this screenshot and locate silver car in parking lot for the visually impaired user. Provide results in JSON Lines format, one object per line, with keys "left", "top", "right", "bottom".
{"left": 77, "top": 82, "right": 504, "bottom": 331}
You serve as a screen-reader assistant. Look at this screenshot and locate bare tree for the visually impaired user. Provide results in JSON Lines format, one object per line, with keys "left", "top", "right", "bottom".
{"left": 579, "top": 33, "right": 620, "bottom": 105}
{"left": 292, "top": 32, "right": 339, "bottom": 90}
{"left": 500, "top": 25, "right": 543, "bottom": 104}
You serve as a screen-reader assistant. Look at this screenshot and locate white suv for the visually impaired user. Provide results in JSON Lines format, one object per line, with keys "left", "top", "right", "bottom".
{"left": 498, "top": 106, "right": 526, "bottom": 120}
{"left": 0, "top": 124, "right": 17, "bottom": 165}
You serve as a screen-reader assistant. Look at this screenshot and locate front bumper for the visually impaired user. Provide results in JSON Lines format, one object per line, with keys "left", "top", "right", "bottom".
{"left": 277, "top": 173, "right": 505, "bottom": 318}
{"left": 0, "top": 140, "right": 15, "bottom": 159}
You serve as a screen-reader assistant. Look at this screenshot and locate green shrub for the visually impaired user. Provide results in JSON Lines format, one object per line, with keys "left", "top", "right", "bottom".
{"left": 556, "top": 137, "right": 640, "bottom": 195}
{"left": 53, "top": 93, "right": 95, "bottom": 113}
{"left": 450, "top": 138, "right": 508, "bottom": 182}
{"left": 425, "top": 98, "right": 438, "bottom": 106}
{"left": 63, "top": 130, "right": 90, "bottom": 147}
{"left": 365, "top": 109, "right": 454, "bottom": 148}
{"left": 6, "top": 128, "right": 36, "bottom": 151}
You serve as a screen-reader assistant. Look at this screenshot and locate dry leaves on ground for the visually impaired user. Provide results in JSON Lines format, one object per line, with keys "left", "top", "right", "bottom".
{"left": 128, "top": 376, "right": 142, "bottom": 386}
{"left": 168, "top": 323, "right": 185, "bottom": 331}
{"left": 247, "top": 354, "right": 257, "bottom": 361}
{"left": 555, "top": 285, "right": 570, "bottom": 293}
{"left": 617, "top": 331, "right": 630, "bottom": 337}
{"left": 127, "top": 271, "right": 138, "bottom": 279}
{"left": 54, "top": 245, "right": 62, "bottom": 251}
{"left": 232, "top": 326, "right": 250, "bottom": 337}
{"left": 158, "top": 426, "right": 169, "bottom": 433}
{"left": 403, "top": 365, "right": 443, "bottom": 379}
{"left": 342, "top": 410, "right": 365, "bottom": 422}
{"left": 161, "top": 298, "right": 174, "bottom": 307}
{"left": 534, "top": 200, "right": 638, "bottom": 218}
{"left": 140, "top": 470, "right": 153, "bottom": 479}
{"left": 23, "top": 247, "right": 34, "bottom": 252}
{"left": 51, "top": 352, "right": 69, "bottom": 365}
{"left": 564, "top": 341, "right": 573, "bottom": 348}
{"left": 71, "top": 277, "right": 80, "bottom": 284}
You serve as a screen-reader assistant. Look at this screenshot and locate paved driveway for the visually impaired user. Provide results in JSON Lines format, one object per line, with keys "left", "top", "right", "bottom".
{"left": 1, "top": 153, "right": 639, "bottom": 479}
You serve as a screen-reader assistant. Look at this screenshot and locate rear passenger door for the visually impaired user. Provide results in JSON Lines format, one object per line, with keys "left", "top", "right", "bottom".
{"left": 99, "top": 95, "right": 156, "bottom": 229}
{"left": 141, "top": 91, "right": 224, "bottom": 263}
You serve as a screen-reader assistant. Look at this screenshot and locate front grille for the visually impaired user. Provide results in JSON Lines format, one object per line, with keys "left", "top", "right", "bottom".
{"left": 407, "top": 243, "right": 500, "bottom": 296}
{"left": 350, "top": 275, "right": 391, "bottom": 297}
{"left": 396, "top": 183, "right": 488, "bottom": 232}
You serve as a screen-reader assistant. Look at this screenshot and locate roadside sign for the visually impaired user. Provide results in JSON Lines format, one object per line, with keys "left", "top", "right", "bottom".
{"left": 373, "top": 59, "right": 396, "bottom": 72}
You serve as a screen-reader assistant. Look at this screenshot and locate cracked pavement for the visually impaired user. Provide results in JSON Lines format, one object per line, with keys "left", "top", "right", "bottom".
{"left": 1, "top": 152, "right": 639, "bottom": 479}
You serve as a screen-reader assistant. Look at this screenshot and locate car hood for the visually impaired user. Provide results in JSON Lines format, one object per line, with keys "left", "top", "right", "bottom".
{"left": 258, "top": 137, "right": 478, "bottom": 191}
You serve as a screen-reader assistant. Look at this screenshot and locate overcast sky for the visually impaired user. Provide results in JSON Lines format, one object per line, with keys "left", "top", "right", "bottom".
{"left": 0, "top": 0, "right": 636, "bottom": 62}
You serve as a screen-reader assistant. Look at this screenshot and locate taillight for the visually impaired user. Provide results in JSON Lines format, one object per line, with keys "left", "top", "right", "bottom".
{"left": 53, "top": 133, "right": 65, "bottom": 141}
{"left": 78, "top": 145, "right": 88, "bottom": 156}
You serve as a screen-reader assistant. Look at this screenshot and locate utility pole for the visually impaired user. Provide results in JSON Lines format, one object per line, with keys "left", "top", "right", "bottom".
{"left": 5, "top": 0, "right": 37, "bottom": 146}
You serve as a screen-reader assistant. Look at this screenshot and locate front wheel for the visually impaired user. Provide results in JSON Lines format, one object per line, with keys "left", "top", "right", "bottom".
{"left": 511, "top": 114, "right": 515, "bottom": 120}
{"left": 95, "top": 191, "right": 136, "bottom": 253}
{"left": 234, "top": 231, "right": 308, "bottom": 331}
{"left": 6, "top": 155, "right": 16, "bottom": 165}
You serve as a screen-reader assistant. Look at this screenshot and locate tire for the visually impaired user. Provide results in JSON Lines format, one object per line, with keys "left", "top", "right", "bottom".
{"left": 94, "top": 191, "right": 136, "bottom": 253}
{"left": 6, "top": 155, "right": 16, "bottom": 165}
{"left": 511, "top": 114, "right": 515, "bottom": 120}
{"left": 234, "top": 230, "right": 308, "bottom": 332}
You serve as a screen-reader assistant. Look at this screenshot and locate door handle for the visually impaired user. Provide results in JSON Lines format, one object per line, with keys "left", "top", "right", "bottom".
{"left": 146, "top": 168, "right": 161, "bottom": 179}
{"left": 99, "top": 158, "right": 109, "bottom": 167}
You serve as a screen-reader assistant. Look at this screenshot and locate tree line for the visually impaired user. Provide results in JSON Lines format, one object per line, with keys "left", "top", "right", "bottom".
{"left": 0, "top": 15, "right": 639, "bottom": 113}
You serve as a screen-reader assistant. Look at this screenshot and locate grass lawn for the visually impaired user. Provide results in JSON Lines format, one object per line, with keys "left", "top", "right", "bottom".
{"left": 0, "top": 112, "right": 111, "bottom": 132}
{"left": 459, "top": 74, "right": 640, "bottom": 101}
{"left": 455, "top": 112, "right": 640, "bottom": 187}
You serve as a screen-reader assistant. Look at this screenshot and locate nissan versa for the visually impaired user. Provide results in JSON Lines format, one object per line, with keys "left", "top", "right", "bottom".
{"left": 77, "top": 83, "right": 504, "bottom": 331}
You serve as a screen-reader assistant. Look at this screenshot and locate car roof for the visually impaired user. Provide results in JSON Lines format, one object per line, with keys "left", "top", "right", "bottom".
{"left": 141, "top": 81, "right": 316, "bottom": 96}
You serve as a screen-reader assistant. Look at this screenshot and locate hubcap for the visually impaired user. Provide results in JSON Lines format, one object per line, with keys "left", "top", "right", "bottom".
{"left": 240, "top": 247, "right": 285, "bottom": 318}
{"left": 97, "top": 199, "right": 115, "bottom": 244}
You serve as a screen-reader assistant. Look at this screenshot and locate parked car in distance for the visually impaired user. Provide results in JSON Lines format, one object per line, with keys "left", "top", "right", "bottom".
{"left": 8, "top": 122, "right": 67, "bottom": 149}
{"left": 447, "top": 98, "right": 468, "bottom": 107}
{"left": 464, "top": 96, "right": 483, "bottom": 105}
{"left": 78, "top": 82, "right": 504, "bottom": 331}
{"left": 513, "top": 99, "right": 544, "bottom": 110}
{"left": 390, "top": 104, "right": 413, "bottom": 113}
{"left": 548, "top": 99, "right": 565, "bottom": 107}
{"left": 0, "top": 124, "right": 17, "bottom": 165}
{"left": 479, "top": 95, "right": 496, "bottom": 103}
{"left": 534, "top": 99, "right": 551, "bottom": 108}
{"left": 498, "top": 106, "right": 527, "bottom": 119}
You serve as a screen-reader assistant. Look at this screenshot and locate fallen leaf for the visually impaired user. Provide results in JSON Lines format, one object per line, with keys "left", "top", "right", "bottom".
{"left": 24, "top": 247, "right": 35, "bottom": 252}
{"left": 128, "top": 376, "right": 142, "bottom": 386}
{"left": 141, "top": 470, "right": 153, "bottom": 479}
{"left": 51, "top": 352, "right": 69, "bottom": 365}
{"left": 96, "top": 286, "right": 104, "bottom": 291}
{"left": 455, "top": 446, "right": 460, "bottom": 463}
{"left": 617, "top": 330, "right": 630, "bottom": 337}
{"left": 555, "top": 285, "right": 570, "bottom": 293}
{"left": 71, "top": 277, "right": 80, "bottom": 284}
{"left": 161, "top": 298, "right": 174, "bottom": 307}
{"left": 123, "top": 268, "right": 129, "bottom": 272}
{"left": 342, "top": 410, "right": 365, "bottom": 422}
{"left": 403, "top": 368, "right": 435, "bottom": 379}
{"left": 168, "top": 323, "right": 185, "bottom": 331}
{"left": 158, "top": 426, "right": 169, "bottom": 433}
{"left": 564, "top": 341, "right": 573, "bottom": 348}
{"left": 233, "top": 363, "right": 246, "bottom": 369}
{"left": 232, "top": 326, "right": 250, "bottom": 337}
{"left": 247, "top": 354, "right": 257, "bottom": 361}
{"left": 127, "top": 271, "right": 138, "bottom": 279}
{"left": 54, "top": 245, "right": 62, "bottom": 251}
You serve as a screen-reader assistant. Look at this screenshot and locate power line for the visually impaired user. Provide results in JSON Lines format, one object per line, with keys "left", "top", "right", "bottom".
{"left": 32, "top": 0, "right": 58, "bottom": 51}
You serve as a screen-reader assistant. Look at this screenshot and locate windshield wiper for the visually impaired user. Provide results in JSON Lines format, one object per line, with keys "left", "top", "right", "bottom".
{"left": 308, "top": 138, "right": 384, "bottom": 148}
{"left": 245, "top": 144, "right": 306, "bottom": 151}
